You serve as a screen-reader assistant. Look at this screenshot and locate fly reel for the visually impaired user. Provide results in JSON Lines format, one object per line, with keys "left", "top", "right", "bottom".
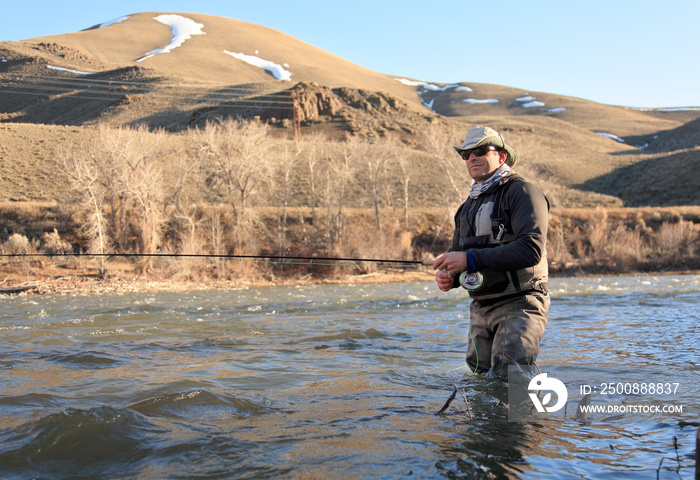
{"left": 459, "top": 271, "right": 484, "bottom": 291}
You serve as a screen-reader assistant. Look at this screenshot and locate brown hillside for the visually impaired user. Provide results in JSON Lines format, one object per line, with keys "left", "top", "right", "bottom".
{"left": 431, "top": 83, "right": 687, "bottom": 137}
{"left": 641, "top": 115, "right": 700, "bottom": 153}
{"left": 18, "top": 12, "right": 423, "bottom": 107}
{"left": 577, "top": 148, "right": 700, "bottom": 206}
{"left": 1, "top": 11, "right": 699, "bottom": 208}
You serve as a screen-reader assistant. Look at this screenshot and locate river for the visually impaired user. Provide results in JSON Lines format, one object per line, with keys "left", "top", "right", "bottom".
{"left": 0, "top": 274, "right": 698, "bottom": 479}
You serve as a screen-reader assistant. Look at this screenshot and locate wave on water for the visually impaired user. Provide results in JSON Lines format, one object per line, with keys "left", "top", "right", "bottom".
{"left": 128, "top": 389, "right": 269, "bottom": 420}
{"left": 0, "top": 390, "right": 274, "bottom": 479}
{"left": 0, "top": 406, "right": 164, "bottom": 479}
{"left": 39, "top": 350, "right": 124, "bottom": 369}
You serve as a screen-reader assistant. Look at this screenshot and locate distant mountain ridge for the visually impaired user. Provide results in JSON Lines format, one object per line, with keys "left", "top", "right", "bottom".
{"left": 0, "top": 12, "right": 699, "bottom": 207}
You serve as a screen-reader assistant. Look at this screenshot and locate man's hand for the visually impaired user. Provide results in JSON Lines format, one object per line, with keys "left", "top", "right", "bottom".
{"left": 435, "top": 269, "right": 455, "bottom": 292}
{"left": 433, "top": 251, "right": 468, "bottom": 292}
{"left": 433, "top": 251, "right": 468, "bottom": 275}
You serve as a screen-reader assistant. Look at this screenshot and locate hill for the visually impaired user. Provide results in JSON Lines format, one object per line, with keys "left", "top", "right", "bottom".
{"left": 1, "top": 12, "right": 699, "bottom": 207}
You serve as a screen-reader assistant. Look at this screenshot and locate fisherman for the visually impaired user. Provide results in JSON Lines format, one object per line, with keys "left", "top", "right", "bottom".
{"left": 433, "top": 126, "right": 550, "bottom": 380}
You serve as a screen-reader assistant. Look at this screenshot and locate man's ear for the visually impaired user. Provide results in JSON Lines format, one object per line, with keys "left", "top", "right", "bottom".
{"left": 498, "top": 150, "right": 508, "bottom": 165}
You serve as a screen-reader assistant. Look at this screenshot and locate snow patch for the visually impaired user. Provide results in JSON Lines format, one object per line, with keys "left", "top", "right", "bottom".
{"left": 224, "top": 51, "right": 292, "bottom": 81}
{"left": 421, "top": 97, "right": 435, "bottom": 109}
{"left": 596, "top": 132, "right": 625, "bottom": 143}
{"left": 99, "top": 16, "right": 129, "bottom": 28}
{"left": 394, "top": 78, "right": 470, "bottom": 92}
{"left": 515, "top": 94, "right": 547, "bottom": 109}
{"left": 462, "top": 98, "right": 499, "bottom": 104}
{"left": 47, "top": 65, "right": 95, "bottom": 75}
{"left": 137, "top": 14, "right": 205, "bottom": 62}
{"left": 394, "top": 78, "right": 473, "bottom": 112}
{"left": 548, "top": 107, "right": 566, "bottom": 112}
{"left": 634, "top": 106, "right": 700, "bottom": 112}
{"left": 396, "top": 78, "right": 427, "bottom": 87}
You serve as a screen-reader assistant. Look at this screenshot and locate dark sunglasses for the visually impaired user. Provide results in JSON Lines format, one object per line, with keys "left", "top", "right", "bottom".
{"left": 460, "top": 145, "right": 498, "bottom": 159}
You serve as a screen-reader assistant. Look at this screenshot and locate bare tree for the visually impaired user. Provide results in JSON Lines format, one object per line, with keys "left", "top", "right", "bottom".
{"left": 330, "top": 138, "right": 357, "bottom": 246}
{"left": 199, "top": 118, "right": 275, "bottom": 254}
{"left": 58, "top": 124, "right": 169, "bottom": 273}
{"left": 356, "top": 137, "right": 396, "bottom": 233}
{"left": 58, "top": 142, "right": 108, "bottom": 277}
{"left": 270, "top": 139, "right": 302, "bottom": 256}
{"left": 120, "top": 127, "right": 167, "bottom": 268}
{"left": 389, "top": 139, "right": 414, "bottom": 230}
{"left": 419, "top": 122, "right": 468, "bottom": 206}
{"left": 165, "top": 141, "right": 205, "bottom": 253}
{"left": 301, "top": 132, "right": 327, "bottom": 247}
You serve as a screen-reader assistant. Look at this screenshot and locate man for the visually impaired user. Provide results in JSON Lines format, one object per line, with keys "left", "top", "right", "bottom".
{"left": 433, "top": 126, "right": 550, "bottom": 380}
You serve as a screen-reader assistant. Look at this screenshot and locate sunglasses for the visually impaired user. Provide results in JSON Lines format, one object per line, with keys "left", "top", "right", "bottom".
{"left": 460, "top": 145, "right": 499, "bottom": 159}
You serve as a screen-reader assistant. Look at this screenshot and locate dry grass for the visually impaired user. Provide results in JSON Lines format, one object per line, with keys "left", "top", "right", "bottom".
{"left": 548, "top": 206, "right": 700, "bottom": 273}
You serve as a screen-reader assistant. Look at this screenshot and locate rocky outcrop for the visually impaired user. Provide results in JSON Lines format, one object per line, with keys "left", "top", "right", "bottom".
{"left": 189, "top": 81, "right": 431, "bottom": 140}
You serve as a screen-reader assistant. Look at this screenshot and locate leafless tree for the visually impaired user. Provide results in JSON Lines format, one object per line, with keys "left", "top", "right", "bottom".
{"left": 419, "top": 122, "right": 468, "bottom": 207}
{"left": 329, "top": 138, "right": 358, "bottom": 246}
{"left": 58, "top": 124, "right": 169, "bottom": 273}
{"left": 198, "top": 118, "right": 275, "bottom": 254}
{"left": 270, "top": 139, "right": 302, "bottom": 256}
{"left": 58, "top": 140, "right": 108, "bottom": 276}
{"left": 356, "top": 137, "right": 396, "bottom": 233}
{"left": 301, "top": 132, "right": 327, "bottom": 247}
{"left": 119, "top": 127, "right": 167, "bottom": 268}
{"left": 389, "top": 139, "right": 415, "bottom": 230}
{"left": 165, "top": 142, "right": 205, "bottom": 253}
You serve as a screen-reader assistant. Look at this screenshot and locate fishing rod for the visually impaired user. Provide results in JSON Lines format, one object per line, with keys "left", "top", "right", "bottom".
{"left": 1, "top": 252, "right": 436, "bottom": 267}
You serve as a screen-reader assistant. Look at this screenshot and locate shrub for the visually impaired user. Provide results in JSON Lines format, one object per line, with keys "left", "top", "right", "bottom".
{"left": 655, "top": 220, "right": 698, "bottom": 264}
{"left": 40, "top": 229, "right": 72, "bottom": 255}
{"left": 2, "top": 233, "right": 31, "bottom": 256}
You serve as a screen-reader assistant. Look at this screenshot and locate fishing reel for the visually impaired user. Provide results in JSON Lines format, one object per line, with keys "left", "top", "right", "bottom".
{"left": 459, "top": 271, "right": 484, "bottom": 291}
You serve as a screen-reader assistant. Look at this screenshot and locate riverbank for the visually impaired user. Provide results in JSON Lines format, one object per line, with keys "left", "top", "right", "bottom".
{"left": 3, "top": 260, "right": 699, "bottom": 296}
{"left": 0, "top": 262, "right": 436, "bottom": 296}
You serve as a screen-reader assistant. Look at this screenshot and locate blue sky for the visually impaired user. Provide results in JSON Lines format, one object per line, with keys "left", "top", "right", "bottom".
{"left": 2, "top": 0, "right": 699, "bottom": 108}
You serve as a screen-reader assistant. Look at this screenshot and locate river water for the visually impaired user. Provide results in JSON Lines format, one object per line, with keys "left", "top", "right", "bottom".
{"left": 0, "top": 274, "right": 698, "bottom": 479}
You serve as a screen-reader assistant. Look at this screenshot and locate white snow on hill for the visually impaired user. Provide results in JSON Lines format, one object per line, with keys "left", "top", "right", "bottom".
{"left": 46, "top": 65, "right": 94, "bottom": 75}
{"left": 112, "top": 14, "right": 294, "bottom": 80}
{"left": 461, "top": 98, "right": 499, "bottom": 104}
{"left": 394, "top": 78, "right": 475, "bottom": 110}
{"left": 395, "top": 81, "right": 570, "bottom": 113}
{"left": 394, "top": 78, "right": 472, "bottom": 92}
{"left": 596, "top": 132, "right": 626, "bottom": 143}
{"left": 223, "top": 51, "right": 292, "bottom": 80}
{"left": 137, "top": 14, "right": 205, "bottom": 62}
{"left": 515, "top": 94, "right": 565, "bottom": 112}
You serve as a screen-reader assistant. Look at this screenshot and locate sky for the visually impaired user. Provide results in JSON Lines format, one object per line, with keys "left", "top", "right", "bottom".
{"left": 2, "top": 0, "right": 699, "bottom": 109}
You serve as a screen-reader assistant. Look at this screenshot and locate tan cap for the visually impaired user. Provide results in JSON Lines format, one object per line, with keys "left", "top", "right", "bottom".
{"left": 454, "top": 126, "right": 517, "bottom": 166}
